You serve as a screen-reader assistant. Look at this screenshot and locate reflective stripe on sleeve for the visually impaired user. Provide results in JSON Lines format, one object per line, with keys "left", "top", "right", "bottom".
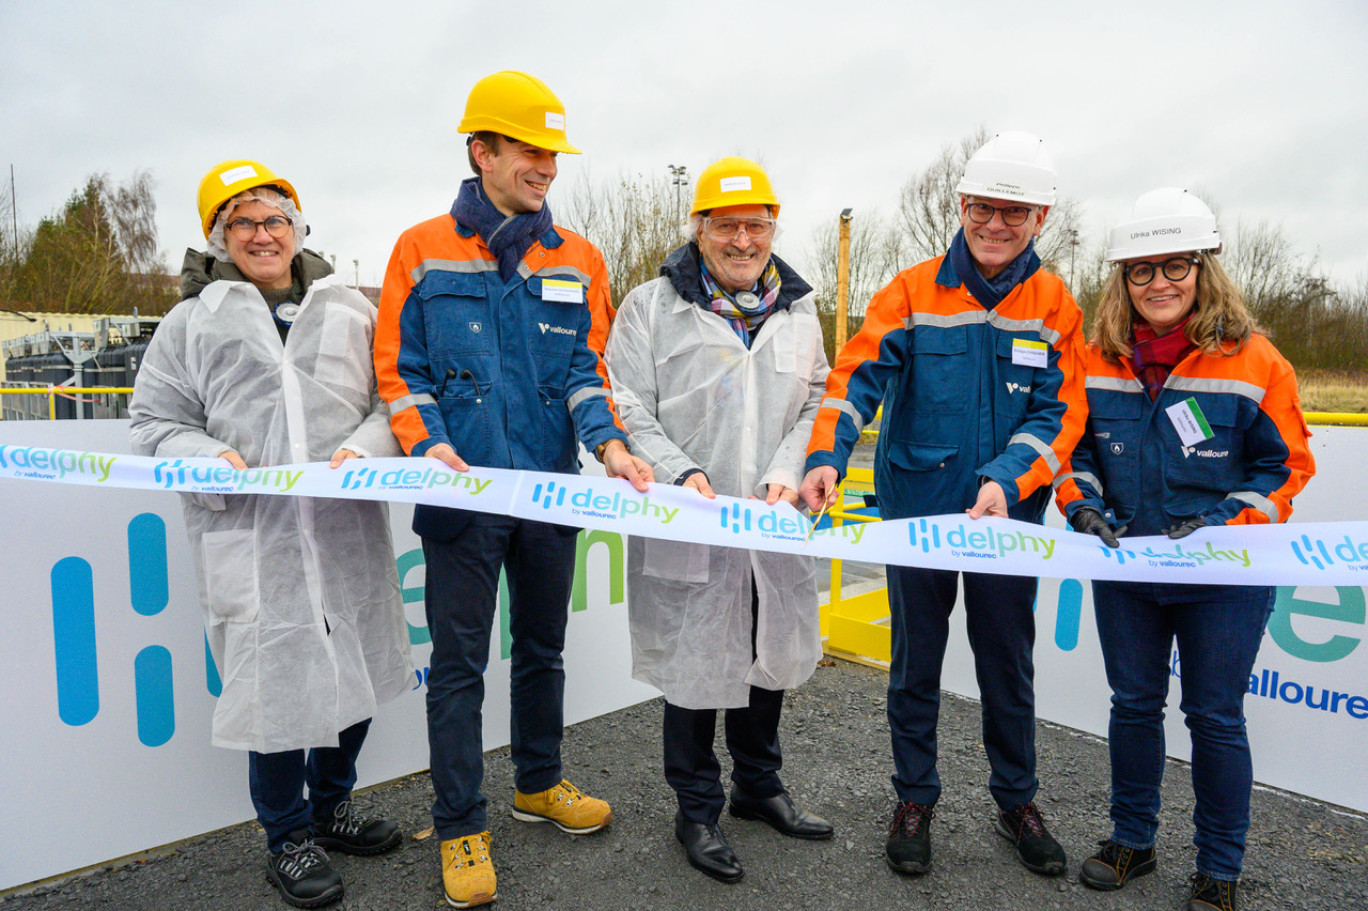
{"left": 822, "top": 397, "right": 865, "bottom": 432}
{"left": 568, "top": 387, "right": 609, "bottom": 410}
{"left": 1229, "top": 490, "right": 1280, "bottom": 523}
{"left": 1053, "top": 470, "right": 1103, "bottom": 495}
{"left": 1008, "top": 431, "right": 1061, "bottom": 474}
{"left": 388, "top": 393, "right": 436, "bottom": 416}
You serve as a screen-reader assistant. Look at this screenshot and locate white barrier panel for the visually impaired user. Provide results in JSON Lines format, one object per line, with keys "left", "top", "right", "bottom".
{"left": 0, "top": 420, "right": 659, "bottom": 891}
{"left": 939, "top": 426, "right": 1368, "bottom": 814}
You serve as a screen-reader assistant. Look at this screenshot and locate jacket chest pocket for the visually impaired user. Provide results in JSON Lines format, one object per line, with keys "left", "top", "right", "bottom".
{"left": 1163, "top": 395, "right": 1245, "bottom": 491}
{"left": 418, "top": 272, "right": 496, "bottom": 357}
{"left": 907, "top": 326, "right": 968, "bottom": 414}
{"left": 1088, "top": 391, "right": 1144, "bottom": 509}
{"left": 526, "top": 276, "right": 584, "bottom": 362}
{"left": 995, "top": 332, "right": 1043, "bottom": 423}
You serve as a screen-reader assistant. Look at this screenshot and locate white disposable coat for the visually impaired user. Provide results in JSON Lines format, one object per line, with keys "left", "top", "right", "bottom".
{"left": 129, "top": 275, "right": 414, "bottom": 752}
{"left": 605, "top": 272, "right": 829, "bottom": 709}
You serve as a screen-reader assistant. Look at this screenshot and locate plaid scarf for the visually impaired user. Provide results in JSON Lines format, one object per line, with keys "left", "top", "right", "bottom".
{"left": 1131, "top": 314, "right": 1197, "bottom": 400}
{"left": 698, "top": 259, "right": 781, "bottom": 348}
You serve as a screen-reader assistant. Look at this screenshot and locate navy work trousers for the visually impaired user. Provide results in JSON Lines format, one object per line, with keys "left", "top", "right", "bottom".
{"left": 423, "top": 514, "right": 578, "bottom": 840}
{"left": 886, "top": 567, "right": 1039, "bottom": 810}
{"left": 249, "top": 718, "right": 371, "bottom": 852}
{"left": 1092, "top": 580, "right": 1273, "bottom": 881}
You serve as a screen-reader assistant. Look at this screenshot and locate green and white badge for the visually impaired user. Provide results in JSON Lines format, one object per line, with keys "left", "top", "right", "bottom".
{"left": 1011, "top": 338, "right": 1049, "bottom": 368}
{"left": 1166, "top": 397, "right": 1214, "bottom": 447}
{"left": 541, "top": 278, "right": 583, "bottom": 303}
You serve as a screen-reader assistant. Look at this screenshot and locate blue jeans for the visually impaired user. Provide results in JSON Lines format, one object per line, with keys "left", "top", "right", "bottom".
{"left": 249, "top": 718, "right": 371, "bottom": 852}
{"left": 422, "top": 514, "right": 578, "bottom": 839}
{"left": 1092, "top": 581, "right": 1274, "bottom": 881}
{"left": 886, "top": 567, "right": 1039, "bottom": 810}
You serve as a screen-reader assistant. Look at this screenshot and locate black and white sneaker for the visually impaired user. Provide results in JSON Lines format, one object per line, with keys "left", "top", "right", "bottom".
{"left": 266, "top": 829, "right": 344, "bottom": 909}
{"left": 312, "top": 799, "right": 402, "bottom": 856}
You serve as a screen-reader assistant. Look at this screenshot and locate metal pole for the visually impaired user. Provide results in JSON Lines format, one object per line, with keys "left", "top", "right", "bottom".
{"left": 836, "top": 209, "right": 853, "bottom": 354}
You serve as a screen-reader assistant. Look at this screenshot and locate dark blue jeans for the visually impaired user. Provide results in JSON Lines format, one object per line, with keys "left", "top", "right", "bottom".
{"left": 1092, "top": 581, "right": 1274, "bottom": 881}
{"left": 886, "top": 567, "right": 1039, "bottom": 810}
{"left": 249, "top": 718, "right": 371, "bottom": 852}
{"left": 422, "top": 515, "right": 578, "bottom": 840}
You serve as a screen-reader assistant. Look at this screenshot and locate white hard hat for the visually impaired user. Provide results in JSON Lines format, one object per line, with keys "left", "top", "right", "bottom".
{"left": 1106, "top": 187, "right": 1220, "bottom": 262}
{"left": 955, "top": 131, "right": 1057, "bottom": 206}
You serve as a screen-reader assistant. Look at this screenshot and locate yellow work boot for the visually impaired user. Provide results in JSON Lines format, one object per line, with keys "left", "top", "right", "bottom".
{"left": 511, "top": 779, "right": 612, "bottom": 834}
{"left": 440, "top": 832, "right": 495, "bottom": 908}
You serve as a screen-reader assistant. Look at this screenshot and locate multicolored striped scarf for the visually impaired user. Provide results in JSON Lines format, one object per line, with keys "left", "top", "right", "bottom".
{"left": 698, "top": 259, "right": 781, "bottom": 348}
{"left": 1131, "top": 313, "right": 1197, "bottom": 400}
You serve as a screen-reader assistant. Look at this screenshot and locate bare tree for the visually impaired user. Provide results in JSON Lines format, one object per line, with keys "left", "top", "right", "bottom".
{"left": 559, "top": 170, "right": 685, "bottom": 309}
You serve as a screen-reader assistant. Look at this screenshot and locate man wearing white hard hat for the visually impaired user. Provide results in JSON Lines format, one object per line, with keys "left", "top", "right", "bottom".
{"left": 605, "top": 157, "right": 832, "bottom": 884}
{"left": 374, "top": 70, "right": 653, "bottom": 908}
{"left": 1056, "top": 188, "right": 1314, "bottom": 911}
{"left": 801, "top": 132, "right": 1085, "bottom": 880}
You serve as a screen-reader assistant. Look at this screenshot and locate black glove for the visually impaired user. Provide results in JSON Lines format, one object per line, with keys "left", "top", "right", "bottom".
{"left": 1165, "top": 517, "right": 1208, "bottom": 539}
{"left": 1069, "top": 507, "right": 1124, "bottom": 548}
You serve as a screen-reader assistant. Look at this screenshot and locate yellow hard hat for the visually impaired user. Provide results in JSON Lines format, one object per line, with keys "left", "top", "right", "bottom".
{"left": 690, "top": 157, "right": 779, "bottom": 216}
{"left": 196, "top": 160, "right": 300, "bottom": 238}
{"left": 457, "top": 71, "right": 581, "bottom": 155}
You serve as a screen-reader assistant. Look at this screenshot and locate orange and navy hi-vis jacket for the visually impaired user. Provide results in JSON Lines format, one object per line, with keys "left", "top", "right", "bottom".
{"left": 1054, "top": 335, "right": 1315, "bottom": 537}
{"left": 804, "top": 254, "right": 1086, "bottom": 522}
{"left": 374, "top": 211, "right": 626, "bottom": 538}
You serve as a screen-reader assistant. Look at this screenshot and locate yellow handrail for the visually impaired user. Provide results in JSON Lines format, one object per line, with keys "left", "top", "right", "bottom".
{"left": 0, "top": 385, "right": 135, "bottom": 421}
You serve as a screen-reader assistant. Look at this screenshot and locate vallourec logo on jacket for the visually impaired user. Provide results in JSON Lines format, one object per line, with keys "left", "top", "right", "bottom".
{"left": 538, "top": 322, "right": 576, "bottom": 336}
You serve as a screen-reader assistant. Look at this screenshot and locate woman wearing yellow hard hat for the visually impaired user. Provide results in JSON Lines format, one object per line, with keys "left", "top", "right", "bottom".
{"left": 130, "top": 159, "right": 413, "bottom": 909}
{"left": 1055, "top": 188, "right": 1315, "bottom": 911}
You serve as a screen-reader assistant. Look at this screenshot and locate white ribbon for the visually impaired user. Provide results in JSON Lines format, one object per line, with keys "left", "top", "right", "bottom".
{"left": 2, "top": 444, "right": 1366, "bottom": 586}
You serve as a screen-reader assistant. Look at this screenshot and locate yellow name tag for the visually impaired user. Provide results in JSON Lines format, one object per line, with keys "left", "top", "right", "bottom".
{"left": 1011, "top": 338, "right": 1049, "bottom": 368}
{"left": 541, "top": 279, "right": 582, "bottom": 303}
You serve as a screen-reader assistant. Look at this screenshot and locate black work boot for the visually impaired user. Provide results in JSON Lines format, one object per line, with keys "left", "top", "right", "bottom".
{"left": 312, "top": 799, "right": 402, "bottom": 856}
{"left": 1187, "top": 873, "right": 1238, "bottom": 910}
{"left": 994, "top": 801, "right": 1067, "bottom": 875}
{"left": 885, "top": 800, "right": 934, "bottom": 875}
{"left": 1078, "top": 838, "right": 1157, "bottom": 890}
{"left": 266, "top": 829, "right": 343, "bottom": 908}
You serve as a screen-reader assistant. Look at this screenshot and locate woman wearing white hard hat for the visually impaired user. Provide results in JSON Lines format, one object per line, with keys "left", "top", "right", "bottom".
{"left": 1055, "top": 188, "right": 1315, "bottom": 910}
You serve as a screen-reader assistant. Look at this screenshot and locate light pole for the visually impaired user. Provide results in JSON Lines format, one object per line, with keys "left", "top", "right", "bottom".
{"left": 1068, "top": 229, "right": 1079, "bottom": 291}
{"left": 667, "top": 164, "right": 688, "bottom": 219}
{"left": 353, "top": 259, "right": 360, "bottom": 289}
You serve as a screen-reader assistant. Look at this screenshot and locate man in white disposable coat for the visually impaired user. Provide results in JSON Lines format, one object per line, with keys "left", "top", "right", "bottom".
{"left": 604, "top": 157, "right": 832, "bottom": 885}
{"left": 129, "top": 160, "right": 413, "bottom": 910}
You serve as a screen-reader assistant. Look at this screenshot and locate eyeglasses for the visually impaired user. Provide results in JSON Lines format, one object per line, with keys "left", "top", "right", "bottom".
{"left": 1123, "top": 257, "right": 1200, "bottom": 286}
{"left": 226, "top": 215, "right": 293, "bottom": 240}
{"left": 964, "top": 201, "right": 1037, "bottom": 227}
{"left": 702, "top": 216, "right": 777, "bottom": 241}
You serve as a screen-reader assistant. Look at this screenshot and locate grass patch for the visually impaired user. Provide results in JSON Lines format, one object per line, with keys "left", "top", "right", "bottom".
{"left": 1298, "top": 369, "right": 1368, "bottom": 414}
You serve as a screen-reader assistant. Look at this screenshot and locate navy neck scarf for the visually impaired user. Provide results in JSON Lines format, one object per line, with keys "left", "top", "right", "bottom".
{"left": 947, "top": 228, "right": 1041, "bottom": 309}
{"left": 452, "top": 176, "right": 553, "bottom": 282}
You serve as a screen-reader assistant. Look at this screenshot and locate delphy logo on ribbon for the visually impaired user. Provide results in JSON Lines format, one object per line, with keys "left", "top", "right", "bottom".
{"left": 1290, "top": 533, "right": 1368, "bottom": 573}
{"left": 1096, "top": 540, "right": 1252, "bottom": 569}
{"left": 908, "top": 518, "right": 1056, "bottom": 561}
{"left": 720, "top": 502, "right": 867, "bottom": 544}
{"left": 0, "top": 444, "right": 115, "bottom": 481}
{"left": 154, "top": 459, "right": 303, "bottom": 494}
{"left": 531, "top": 480, "right": 679, "bottom": 524}
{"left": 338, "top": 464, "right": 493, "bottom": 494}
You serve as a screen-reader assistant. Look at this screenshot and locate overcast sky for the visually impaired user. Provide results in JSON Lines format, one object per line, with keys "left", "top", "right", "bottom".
{"left": 3, "top": 0, "right": 1365, "bottom": 292}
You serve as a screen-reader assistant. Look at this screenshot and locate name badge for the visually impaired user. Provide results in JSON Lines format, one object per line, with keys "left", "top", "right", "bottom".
{"left": 541, "top": 279, "right": 582, "bottom": 303}
{"left": 1166, "top": 397, "right": 1214, "bottom": 447}
{"left": 1011, "top": 338, "right": 1049, "bottom": 369}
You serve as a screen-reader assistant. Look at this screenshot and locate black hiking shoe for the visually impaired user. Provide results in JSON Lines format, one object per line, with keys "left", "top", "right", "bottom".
{"left": 266, "top": 830, "right": 343, "bottom": 908}
{"left": 994, "top": 801, "right": 1066, "bottom": 875}
{"left": 312, "top": 799, "right": 402, "bottom": 856}
{"left": 1078, "top": 838, "right": 1157, "bottom": 890}
{"left": 885, "top": 800, "right": 934, "bottom": 875}
{"left": 1187, "top": 872, "right": 1238, "bottom": 910}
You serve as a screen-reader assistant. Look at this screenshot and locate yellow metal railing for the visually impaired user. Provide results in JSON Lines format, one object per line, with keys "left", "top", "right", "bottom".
{"left": 820, "top": 411, "right": 1365, "bottom": 665}
{"left": 0, "top": 386, "right": 135, "bottom": 421}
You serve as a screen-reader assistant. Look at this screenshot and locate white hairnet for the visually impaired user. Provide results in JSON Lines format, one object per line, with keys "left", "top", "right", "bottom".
{"left": 207, "top": 186, "right": 307, "bottom": 263}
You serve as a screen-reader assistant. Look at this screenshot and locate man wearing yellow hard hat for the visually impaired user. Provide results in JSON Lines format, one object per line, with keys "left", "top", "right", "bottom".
{"left": 374, "top": 71, "right": 652, "bottom": 908}
{"left": 801, "top": 132, "right": 1086, "bottom": 882}
{"left": 605, "top": 157, "right": 833, "bottom": 884}
{"left": 130, "top": 160, "right": 413, "bottom": 908}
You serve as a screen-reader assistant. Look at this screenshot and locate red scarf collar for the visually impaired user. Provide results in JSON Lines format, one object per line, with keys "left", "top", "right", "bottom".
{"left": 1131, "top": 314, "right": 1197, "bottom": 399}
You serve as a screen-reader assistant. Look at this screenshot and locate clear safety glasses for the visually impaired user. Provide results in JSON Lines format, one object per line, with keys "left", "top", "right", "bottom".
{"left": 1123, "top": 257, "right": 1201, "bottom": 286}
{"left": 702, "top": 216, "right": 777, "bottom": 242}
{"left": 964, "top": 202, "right": 1037, "bottom": 227}
{"left": 226, "top": 215, "right": 293, "bottom": 241}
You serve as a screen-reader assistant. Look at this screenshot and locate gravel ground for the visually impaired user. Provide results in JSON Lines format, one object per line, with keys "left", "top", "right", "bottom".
{"left": 5, "top": 657, "right": 1365, "bottom": 911}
